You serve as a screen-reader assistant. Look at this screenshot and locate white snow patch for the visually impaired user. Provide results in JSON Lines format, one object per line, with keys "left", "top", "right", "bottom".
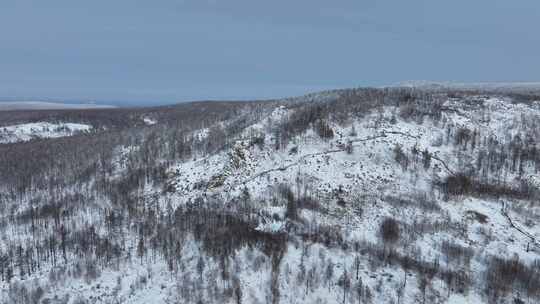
{"left": 446, "top": 293, "right": 485, "bottom": 304}
{"left": 0, "top": 122, "right": 93, "bottom": 144}
{"left": 143, "top": 117, "right": 157, "bottom": 125}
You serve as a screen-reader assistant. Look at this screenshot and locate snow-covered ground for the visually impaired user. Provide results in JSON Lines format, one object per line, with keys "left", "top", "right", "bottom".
{"left": 142, "top": 117, "right": 157, "bottom": 126}
{"left": 0, "top": 122, "right": 92, "bottom": 144}
{"left": 158, "top": 96, "right": 540, "bottom": 303}
{"left": 2, "top": 95, "right": 540, "bottom": 304}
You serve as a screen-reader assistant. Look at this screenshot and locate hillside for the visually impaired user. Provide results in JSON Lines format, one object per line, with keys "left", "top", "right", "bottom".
{"left": 1, "top": 88, "right": 540, "bottom": 304}
{"left": 0, "top": 102, "right": 116, "bottom": 112}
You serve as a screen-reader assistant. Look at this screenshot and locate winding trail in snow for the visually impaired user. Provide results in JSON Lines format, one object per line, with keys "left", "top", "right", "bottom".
{"left": 501, "top": 205, "right": 540, "bottom": 250}
{"left": 430, "top": 154, "right": 456, "bottom": 176}
{"left": 231, "top": 131, "right": 448, "bottom": 190}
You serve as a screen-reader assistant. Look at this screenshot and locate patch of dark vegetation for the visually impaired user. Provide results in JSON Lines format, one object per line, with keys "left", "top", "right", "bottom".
{"left": 17, "top": 198, "right": 78, "bottom": 224}
{"left": 336, "top": 198, "right": 347, "bottom": 207}
{"left": 506, "top": 92, "right": 540, "bottom": 106}
{"left": 393, "top": 144, "right": 409, "bottom": 171}
{"left": 454, "top": 127, "right": 473, "bottom": 147}
{"left": 296, "top": 195, "right": 321, "bottom": 211}
{"left": 400, "top": 217, "right": 469, "bottom": 245}
{"left": 438, "top": 173, "right": 531, "bottom": 200}
{"left": 465, "top": 210, "right": 488, "bottom": 224}
{"left": 441, "top": 240, "right": 474, "bottom": 268}
{"left": 485, "top": 256, "right": 540, "bottom": 302}
{"left": 173, "top": 206, "right": 287, "bottom": 258}
{"left": 396, "top": 92, "right": 445, "bottom": 122}
{"left": 349, "top": 239, "right": 471, "bottom": 298}
{"left": 379, "top": 217, "right": 400, "bottom": 247}
{"left": 315, "top": 120, "right": 334, "bottom": 139}
{"left": 249, "top": 135, "right": 265, "bottom": 149}
{"left": 384, "top": 193, "right": 441, "bottom": 213}
{"left": 276, "top": 184, "right": 323, "bottom": 219}
{"left": 298, "top": 223, "right": 346, "bottom": 248}
{"left": 274, "top": 87, "right": 462, "bottom": 149}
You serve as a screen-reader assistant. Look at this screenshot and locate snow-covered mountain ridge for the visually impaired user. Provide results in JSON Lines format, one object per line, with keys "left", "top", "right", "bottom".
{"left": 0, "top": 122, "right": 93, "bottom": 144}
{"left": 1, "top": 89, "right": 540, "bottom": 304}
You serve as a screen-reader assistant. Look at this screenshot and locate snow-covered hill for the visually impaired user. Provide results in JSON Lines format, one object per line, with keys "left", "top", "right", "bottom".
{"left": 161, "top": 96, "right": 540, "bottom": 303}
{"left": 1, "top": 89, "right": 540, "bottom": 304}
{"left": 396, "top": 81, "right": 540, "bottom": 97}
{"left": 0, "top": 122, "right": 92, "bottom": 144}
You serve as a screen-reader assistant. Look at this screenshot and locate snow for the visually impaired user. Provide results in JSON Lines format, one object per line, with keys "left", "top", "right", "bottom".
{"left": 142, "top": 117, "right": 157, "bottom": 126}
{"left": 446, "top": 293, "right": 485, "bottom": 304}
{"left": 157, "top": 97, "right": 540, "bottom": 302}
{"left": 194, "top": 127, "right": 209, "bottom": 140}
{"left": 168, "top": 106, "right": 447, "bottom": 209}
{"left": 255, "top": 219, "right": 286, "bottom": 233}
{"left": 3, "top": 95, "right": 540, "bottom": 303}
{"left": 0, "top": 122, "right": 93, "bottom": 144}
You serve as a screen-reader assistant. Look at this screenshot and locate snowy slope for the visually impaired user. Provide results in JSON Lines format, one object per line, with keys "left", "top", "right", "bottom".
{"left": 2, "top": 93, "right": 540, "bottom": 304}
{"left": 0, "top": 122, "right": 93, "bottom": 144}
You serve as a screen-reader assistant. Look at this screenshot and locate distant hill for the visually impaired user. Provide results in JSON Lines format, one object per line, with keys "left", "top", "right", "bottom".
{"left": 0, "top": 101, "right": 116, "bottom": 111}
{"left": 397, "top": 80, "right": 540, "bottom": 92}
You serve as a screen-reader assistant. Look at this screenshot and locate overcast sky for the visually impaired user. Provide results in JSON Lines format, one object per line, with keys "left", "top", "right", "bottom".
{"left": 1, "top": 1, "right": 539, "bottom": 105}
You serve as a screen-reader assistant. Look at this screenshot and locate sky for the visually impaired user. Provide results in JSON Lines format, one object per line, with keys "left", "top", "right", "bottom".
{"left": 1, "top": 0, "right": 539, "bottom": 106}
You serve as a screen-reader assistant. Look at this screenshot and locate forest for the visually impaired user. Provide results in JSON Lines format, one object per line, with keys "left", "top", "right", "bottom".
{"left": 1, "top": 87, "right": 540, "bottom": 303}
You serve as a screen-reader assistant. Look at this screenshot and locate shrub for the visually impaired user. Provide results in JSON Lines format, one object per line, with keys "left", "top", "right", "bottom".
{"left": 315, "top": 120, "right": 334, "bottom": 139}
{"left": 442, "top": 174, "right": 472, "bottom": 196}
{"left": 379, "top": 217, "right": 400, "bottom": 246}
{"left": 441, "top": 240, "right": 474, "bottom": 268}
{"left": 297, "top": 196, "right": 321, "bottom": 211}
{"left": 485, "top": 257, "right": 540, "bottom": 301}
{"left": 440, "top": 174, "right": 530, "bottom": 199}
{"left": 398, "top": 103, "right": 416, "bottom": 120}
{"left": 393, "top": 144, "right": 409, "bottom": 170}
{"left": 454, "top": 127, "right": 472, "bottom": 147}
{"left": 250, "top": 135, "right": 265, "bottom": 148}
